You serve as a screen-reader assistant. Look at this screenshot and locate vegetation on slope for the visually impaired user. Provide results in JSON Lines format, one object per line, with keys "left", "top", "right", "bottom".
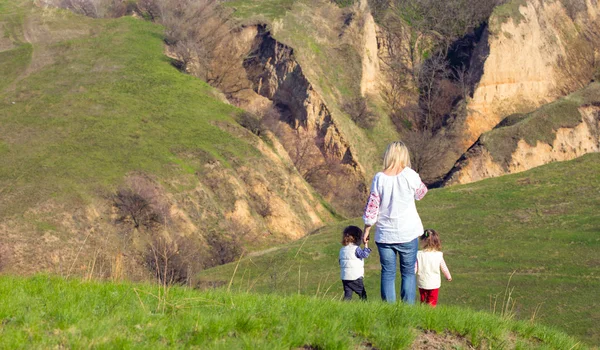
{"left": 0, "top": 9, "right": 247, "bottom": 217}
{"left": 198, "top": 154, "right": 600, "bottom": 345}
{"left": 0, "top": 0, "right": 331, "bottom": 278}
{"left": 0, "top": 275, "right": 584, "bottom": 349}
{"left": 481, "top": 82, "right": 600, "bottom": 167}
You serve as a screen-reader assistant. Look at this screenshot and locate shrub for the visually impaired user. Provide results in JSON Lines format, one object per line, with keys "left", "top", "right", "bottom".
{"left": 145, "top": 235, "right": 191, "bottom": 285}
{"left": 236, "top": 111, "right": 265, "bottom": 136}
{"left": 113, "top": 174, "right": 170, "bottom": 230}
{"left": 341, "top": 96, "right": 379, "bottom": 129}
{"left": 205, "top": 229, "right": 242, "bottom": 267}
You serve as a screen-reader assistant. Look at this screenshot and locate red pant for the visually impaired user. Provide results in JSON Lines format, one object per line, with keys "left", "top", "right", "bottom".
{"left": 419, "top": 288, "right": 439, "bottom": 307}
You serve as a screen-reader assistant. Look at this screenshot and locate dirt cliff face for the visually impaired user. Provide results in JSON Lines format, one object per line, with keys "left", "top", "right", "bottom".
{"left": 458, "top": 0, "right": 600, "bottom": 151}
{"left": 358, "top": 0, "right": 380, "bottom": 96}
{"left": 443, "top": 84, "right": 600, "bottom": 186}
{"left": 244, "top": 27, "right": 360, "bottom": 166}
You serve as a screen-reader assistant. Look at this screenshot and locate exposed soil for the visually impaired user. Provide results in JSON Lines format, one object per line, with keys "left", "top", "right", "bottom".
{"left": 412, "top": 330, "right": 474, "bottom": 350}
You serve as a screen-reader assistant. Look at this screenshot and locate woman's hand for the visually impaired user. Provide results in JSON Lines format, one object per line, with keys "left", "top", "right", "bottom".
{"left": 363, "top": 225, "right": 371, "bottom": 245}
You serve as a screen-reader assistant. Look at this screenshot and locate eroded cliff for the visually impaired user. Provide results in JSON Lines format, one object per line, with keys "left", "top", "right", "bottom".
{"left": 443, "top": 83, "right": 600, "bottom": 186}
{"left": 458, "top": 0, "right": 600, "bottom": 150}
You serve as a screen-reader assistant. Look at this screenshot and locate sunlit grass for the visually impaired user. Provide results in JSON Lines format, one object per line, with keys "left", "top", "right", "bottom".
{"left": 0, "top": 275, "right": 584, "bottom": 349}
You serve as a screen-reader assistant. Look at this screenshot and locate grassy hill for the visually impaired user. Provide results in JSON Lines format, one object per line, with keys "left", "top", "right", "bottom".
{"left": 0, "top": 275, "right": 584, "bottom": 349}
{"left": 0, "top": 0, "right": 332, "bottom": 278}
{"left": 198, "top": 154, "right": 600, "bottom": 346}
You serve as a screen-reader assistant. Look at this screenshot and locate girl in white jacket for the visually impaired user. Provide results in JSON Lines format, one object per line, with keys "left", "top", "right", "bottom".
{"left": 339, "top": 226, "right": 372, "bottom": 300}
{"left": 416, "top": 229, "right": 452, "bottom": 307}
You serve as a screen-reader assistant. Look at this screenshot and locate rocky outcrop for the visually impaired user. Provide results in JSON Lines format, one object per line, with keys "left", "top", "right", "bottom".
{"left": 456, "top": 0, "right": 600, "bottom": 151}
{"left": 243, "top": 26, "right": 363, "bottom": 172}
{"left": 443, "top": 84, "right": 600, "bottom": 186}
{"left": 358, "top": 0, "right": 380, "bottom": 96}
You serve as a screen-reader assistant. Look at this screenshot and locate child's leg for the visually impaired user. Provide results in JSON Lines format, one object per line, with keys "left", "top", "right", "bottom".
{"left": 354, "top": 278, "right": 367, "bottom": 300}
{"left": 427, "top": 289, "right": 439, "bottom": 307}
{"left": 345, "top": 278, "right": 367, "bottom": 300}
{"left": 342, "top": 281, "right": 353, "bottom": 300}
{"left": 419, "top": 288, "right": 427, "bottom": 304}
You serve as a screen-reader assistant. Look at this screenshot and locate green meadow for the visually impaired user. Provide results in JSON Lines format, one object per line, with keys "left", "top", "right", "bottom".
{"left": 198, "top": 154, "right": 600, "bottom": 346}
{"left": 0, "top": 0, "right": 253, "bottom": 219}
{"left": 0, "top": 275, "right": 584, "bottom": 349}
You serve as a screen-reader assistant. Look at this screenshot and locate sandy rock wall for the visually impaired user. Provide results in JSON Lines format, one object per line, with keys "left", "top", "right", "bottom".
{"left": 443, "top": 104, "right": 600, "bottom": 186}
{"left": 358, "top": 0, "right": 380, "bottom": 96}
{"left": 459, "top": 0, "right": 600, "bottom": 150}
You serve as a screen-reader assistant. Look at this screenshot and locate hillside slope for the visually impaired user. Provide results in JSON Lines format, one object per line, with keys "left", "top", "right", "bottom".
{"left": 0, "top": 275, "right": 585, "bottom": 349}
{"left": 0, "top": 0, "right": 333, "bottom": 279}
{"left": 198, "top": 154, "right": 600, "bottom": 345}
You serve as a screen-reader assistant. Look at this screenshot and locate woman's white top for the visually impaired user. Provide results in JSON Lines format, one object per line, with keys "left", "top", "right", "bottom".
{"left": 363, "top": 167, "right": 428, "bottom": 244}
{"left": 416, "top": 250, "right": 451, "bottom": 289}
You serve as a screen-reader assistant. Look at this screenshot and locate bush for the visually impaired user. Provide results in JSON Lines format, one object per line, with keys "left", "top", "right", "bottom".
{"left": 236, "top": 111, "right": 265, "bottom": 136}
{"left": 145, "top": 235, "right": 197, "bottom": 285}
{"left": 341, "top": 96, "right": 379, "bottom": 129}
{"left": 205, "top": 230, "right": 242, "bottom": 267}
{"left": 113, "top": 174, "right": 170, "bottom": 230}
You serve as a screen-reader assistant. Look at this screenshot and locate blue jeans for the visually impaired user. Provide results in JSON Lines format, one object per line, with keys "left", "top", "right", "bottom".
{"left": 377, "top": 238, "right": 418, "bottom": 304}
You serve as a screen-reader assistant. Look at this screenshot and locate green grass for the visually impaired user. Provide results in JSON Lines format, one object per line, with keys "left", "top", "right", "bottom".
{"left": 0, "top": 275, "right": 584, "bottom": 349}
{"left": 0, "top": 43, "right": 31, "bottom": 90}
{"left": 0, "top": 4, "right": 262, "bottom": 218}
{"left": 480, "top": 82, "right": 600, "bottom": 168}
{"left": 490, "top": 0, "right": 527, "bottom": 33}
{"left": 198, "top": 154, "right": 600, "bottom": 346}
{"left": 224, "top": 0, "right": 296, "bottom": 20}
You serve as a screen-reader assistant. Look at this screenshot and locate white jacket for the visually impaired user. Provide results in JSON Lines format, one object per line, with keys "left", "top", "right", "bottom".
{"left": 417, "top": 250, "right": 451, "bottom": 289}
{"left": 339, "top": 244, "right": 365, "bottom": 281}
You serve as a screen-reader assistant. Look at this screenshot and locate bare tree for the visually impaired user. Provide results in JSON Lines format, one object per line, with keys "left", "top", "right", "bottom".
{"left": 160, "top": 0, "right": 252, "bottom": 97}
{"left": 453, "top": 64, "right": 473, "bottom": 100}
{"left": 113, "top": 174, "right": 170, "bottom": 229}
{"left": 145, "top": 235, "right": 203, "bottom": 285}
{"left": 402, "top": 129, "right": 449, "bottom": 176}
{"left": 342, "top": 96, "right": 379, "bottom": 129}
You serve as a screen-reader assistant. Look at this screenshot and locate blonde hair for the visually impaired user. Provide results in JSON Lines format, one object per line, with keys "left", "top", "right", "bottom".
{"left": 383, "top": 141, "right": 411, "bottom": 171}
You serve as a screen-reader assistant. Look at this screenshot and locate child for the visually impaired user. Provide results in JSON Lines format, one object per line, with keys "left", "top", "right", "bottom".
{"left": 339, "top": 225, "right": 371, "bottom": 300}
{"left": 416, "top": 229, "right": 452, "bottom": 307}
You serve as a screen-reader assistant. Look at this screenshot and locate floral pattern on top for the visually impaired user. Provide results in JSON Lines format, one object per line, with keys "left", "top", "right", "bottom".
{"left": 363, "top": 191, "right": 380, "bottom": 226}
{"left": 414, "top": 182, "right": 428, "bottom": 201}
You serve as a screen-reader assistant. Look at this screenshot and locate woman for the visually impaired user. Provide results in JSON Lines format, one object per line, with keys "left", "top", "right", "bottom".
{"left": 362, "top": 141, "right": 428, "bottom": 303}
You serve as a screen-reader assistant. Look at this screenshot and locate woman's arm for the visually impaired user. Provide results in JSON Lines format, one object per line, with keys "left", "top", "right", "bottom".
{"left": 363, "top": 191, "right": 380, "bottom": 225}
{"left": 362, "top": 225, "right": 372, "bottom": 245}
{"left": 414, "top": 182, "right": 428, "bottom": 201}
{"left": 363, "top": 177, "right": 380, "bottom": 244}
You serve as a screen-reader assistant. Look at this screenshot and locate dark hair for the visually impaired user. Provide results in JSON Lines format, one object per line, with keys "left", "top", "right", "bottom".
{"left": 420, "top": 229, "right": 442, "bottom": 251}
{"left": 341, "top": 225, "right": 363, "bottom": 246}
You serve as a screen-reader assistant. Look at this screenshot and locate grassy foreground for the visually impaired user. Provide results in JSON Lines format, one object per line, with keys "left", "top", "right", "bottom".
{"left": 0, "top": 275, "right": 584, "bottom": 349}
{"left": 198, "top": 154, "right": 600, "bottom": 346}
